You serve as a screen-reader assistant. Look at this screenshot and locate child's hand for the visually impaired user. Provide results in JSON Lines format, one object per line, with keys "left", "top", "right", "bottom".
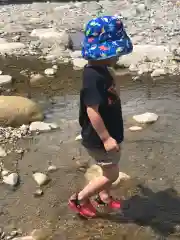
{"left": 103, "top": 137, "right": 119, "bottom": 152}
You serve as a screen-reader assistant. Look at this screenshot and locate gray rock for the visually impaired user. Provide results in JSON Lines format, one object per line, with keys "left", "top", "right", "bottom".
{"left": 3, "top": 173, "right": 19, "bottom": 186}
{"left": 32, "top": 172, "right": 49, "bottom": 186}
{"left": 30, "top": 73, "right": 44, "bottom": 84}
{"left": 0, "top": 146, "right": 7, "bottom": 157}
{"left": 0, "top": 75, "right": 12, "bottom": 86}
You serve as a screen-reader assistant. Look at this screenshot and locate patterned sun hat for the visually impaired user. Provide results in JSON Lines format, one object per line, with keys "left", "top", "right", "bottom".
{"left": 82, "top": 16, "right": 133, "bottom": 60}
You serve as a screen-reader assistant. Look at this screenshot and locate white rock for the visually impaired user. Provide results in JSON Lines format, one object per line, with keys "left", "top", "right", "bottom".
{"left": 33, "top": 172, "right": 49, "bottom": 186}
{"left": 133, "top": 112, "right": 158, "bottom": 124}
{"left": 44, "top": 68, "right": 56, "bottom": 76}
{"left": 0, "top": 146, "right": 7, "bottom": 157}
{"left": 136, "top": 4, "right": 146, "bottom": 13}
{"left": 30, "top": 28, "right": 62, "bottom": 39}
{"left": 70, "top": 50, "right": 82, "bottom": 59}
{"left": 1, "top": 169, "right": 10, "bottom": 177}
{"left": 29, "top": 121, "right": 58, "bottom": 132}
{"left": 129, "top": 126, "right": 143, "bottom": 131}
{"left": 72, "top": 58, "right": 87, "bottom": 70}
{"left": 129, "top": 64, "right": 138, "bottom": 72}
{"left": 75, "top": 134, "right": 82, "bottom": 141}
{"left": 0, "top": 43, "right": 25, "bottom": 54}
{"left": 3, "top": 173, "right": 19, "bottom": 186}
{"left": 47, "top": 165, "right": 57, "bottom": 172}
{"left": 117, "top": 45, "right": 170, "bottom": 67}
{"left": 0, "top": 75, "right": 12, "bottom": 86}
{"left": 151, "top": 68, "right": 166, "bottom": 78}
{"left": 0, "top": 70, "right": 2, "bottom": 75}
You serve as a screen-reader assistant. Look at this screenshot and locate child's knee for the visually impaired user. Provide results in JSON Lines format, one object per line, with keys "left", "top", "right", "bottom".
{"left": 102, "top": 164, "right": 119, "bottom": 183}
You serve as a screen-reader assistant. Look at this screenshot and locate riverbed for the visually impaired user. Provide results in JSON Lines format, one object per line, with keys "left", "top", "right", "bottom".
{"left": 0, "top": 57, "right": 180, "bottom": 240}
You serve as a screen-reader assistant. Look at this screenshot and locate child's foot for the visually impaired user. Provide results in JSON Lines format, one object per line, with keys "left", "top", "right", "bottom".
{"left": 68, "top": 194, "right": 97, "bottom": 218}
{"left": 94, "top": 195, "right": 121, "bottom": 210}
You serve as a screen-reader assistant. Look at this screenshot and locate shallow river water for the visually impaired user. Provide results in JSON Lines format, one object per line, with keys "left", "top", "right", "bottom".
{"left": 0, "top": 57, "right": 180, "bottom": 240}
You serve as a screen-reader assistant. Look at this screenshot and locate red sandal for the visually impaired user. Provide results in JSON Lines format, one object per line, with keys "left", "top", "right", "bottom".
{"left": 68, "top": 194, "right": 97, "bottom": 218}
{"left": 94, "top": 195, "right": 121, "bottom": 210}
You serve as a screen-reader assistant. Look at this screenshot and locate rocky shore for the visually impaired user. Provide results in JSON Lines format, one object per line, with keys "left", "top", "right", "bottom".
{"left": 0, "top": 0, "right": 179, "bottom": 83}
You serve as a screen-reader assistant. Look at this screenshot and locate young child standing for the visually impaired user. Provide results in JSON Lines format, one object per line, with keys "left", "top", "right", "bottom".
{"left": 69, "top": 16, "right": 133, "bottom": 218}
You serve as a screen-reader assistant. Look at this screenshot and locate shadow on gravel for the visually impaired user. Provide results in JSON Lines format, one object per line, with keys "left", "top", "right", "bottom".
{"left": 105, "top": 184, "right": 180, "bottom": 238}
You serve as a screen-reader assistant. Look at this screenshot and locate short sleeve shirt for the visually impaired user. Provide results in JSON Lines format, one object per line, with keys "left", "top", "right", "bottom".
{"left": 79, "top": 65, "right": 124, "bottom": 148}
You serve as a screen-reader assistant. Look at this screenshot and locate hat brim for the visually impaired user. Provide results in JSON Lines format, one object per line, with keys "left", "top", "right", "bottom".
{"left": 82, "top": 37, "right": 133, "bottom": 61}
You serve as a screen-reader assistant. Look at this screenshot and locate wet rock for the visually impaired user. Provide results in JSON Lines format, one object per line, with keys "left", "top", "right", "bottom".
{"left": 0, "top": 42, "right": 25, "bottom": 55}
{"left": 133, "top": 112, "right": 159, "bottom": 124}
{"left": 34, "top": 189, "right": 43, "bottom": 197}
{"left": 3, "top": 173, "right": 19, "bottom": 186}
{"left": 0, "top": 146, "right": 7, "bottom": 157}
{"left": 10, "top": 231, "right": 18, "bottom": 238}
{"left": 0, "top": 96, "right": 43, "bottom": 127}
{"left": 30, "top": 73, "right": 44, "bottom": 84}
{"left": 0, "top": 75, "right": 12, "bottom": 86}
{"left": 29, "top": 121, "right": 58, "bottom": 132}
{"left": 129, "top": 126, "right": 143, "bottom": 131}
{"left": 75, "top": 134, "right": 82, "bottom": 141}
{"left": 72, "top": 58, "right": 87, "bottom": 70}
{"left": 33, "top": 172, "right": 49, "bottom": 186}
{"left": 44, "top": 68, "right": 56, "bottom": 76}
{"left": 151, "top": 68, "right": 166, "bottom": 78}
{"left": 31, "top": 229, "right": 51, "bottom": 240}
{"left": 47, "top": 165, "right": 57, "bottom": 172}
{"left": 85, "top": 165, "right": 130, "bottom": 188}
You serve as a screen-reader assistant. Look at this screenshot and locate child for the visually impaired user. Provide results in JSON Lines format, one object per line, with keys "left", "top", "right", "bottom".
{"left": 69, "top": 16, "right": 133, "bottom": 218}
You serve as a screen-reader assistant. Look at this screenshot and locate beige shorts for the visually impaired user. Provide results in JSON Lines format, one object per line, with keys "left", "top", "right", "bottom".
{"left": 78, "top": 144, "right": 121, "bottom": 166}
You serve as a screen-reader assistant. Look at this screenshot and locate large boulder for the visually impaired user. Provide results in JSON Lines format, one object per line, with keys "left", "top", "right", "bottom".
{"left": 0, "top": 96, "right": 43, "bottom": 127}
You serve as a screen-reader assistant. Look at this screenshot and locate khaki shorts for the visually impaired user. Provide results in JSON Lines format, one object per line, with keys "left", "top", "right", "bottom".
{"left": 78, "top": 144, "right": 121, "bottom": 166}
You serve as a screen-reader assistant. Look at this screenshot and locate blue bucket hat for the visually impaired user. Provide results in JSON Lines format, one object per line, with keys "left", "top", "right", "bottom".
{"left": 82, "top": 16, "right": 133, "bottom": 60}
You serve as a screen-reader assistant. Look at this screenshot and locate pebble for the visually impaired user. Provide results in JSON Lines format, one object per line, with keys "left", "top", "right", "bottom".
{"left": 0, "top": 75, "right": 12, "bottom": 86}
{"left": 129, "top": 126, "right": 143, "bottom": 131}
{"left": 32, "top": 172, "right": 49, "bottom": 186}
{"left": 0, "top": 146, "right": 7, "bottom": 157}
{"left": 34, "top": 189, "right": 43, "bottom": 197}
{"left": 72, "top": 58, "right": 87, "bottom": 70}
{"left": 75, "top": 134, "right": 82, "bottom": 141}
{"left": 3, "top": 173, "right": 19, "bottom": 186}
{"left": 47, "top": 165, "right": 57, "bottom": 172}
{"left": 133, "top": 112, "right": 159, "bottom": 124}
{"left": 44, "top": 68, "right": 56, "bottom": 76}
{"left": 29, "top": 121, "right": 58, "bottom": 132}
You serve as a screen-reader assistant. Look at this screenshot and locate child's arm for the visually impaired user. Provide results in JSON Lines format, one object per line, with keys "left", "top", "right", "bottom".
{"left": 87, "top": 105, "right": 119, "bottom": 152}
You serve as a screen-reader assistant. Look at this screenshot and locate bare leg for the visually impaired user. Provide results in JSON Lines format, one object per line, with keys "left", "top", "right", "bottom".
{"left": 77, "top": 164, "right": 119, "bottom": 202}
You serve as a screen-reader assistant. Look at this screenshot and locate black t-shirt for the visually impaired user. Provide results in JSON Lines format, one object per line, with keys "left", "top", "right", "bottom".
{"left": 79, "top": 65, "right": 124, "bottom": 148}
